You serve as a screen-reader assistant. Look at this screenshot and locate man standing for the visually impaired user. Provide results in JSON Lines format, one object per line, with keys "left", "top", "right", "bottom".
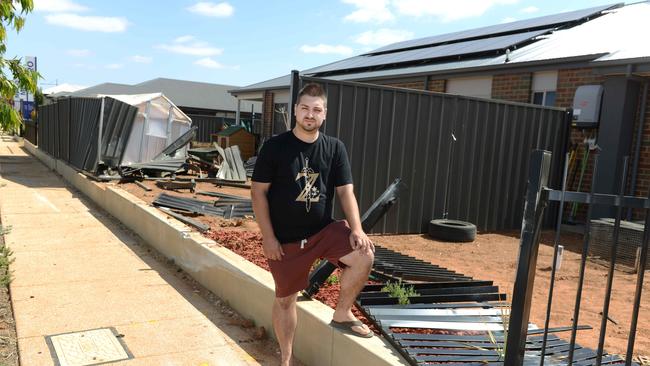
{"left": 251, "top": 83, "right": 375, "bottom": 366}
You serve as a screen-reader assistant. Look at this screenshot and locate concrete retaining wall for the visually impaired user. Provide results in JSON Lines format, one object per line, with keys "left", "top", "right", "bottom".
{"left": 22, "top": 140, "right": 408, "bottom": 366}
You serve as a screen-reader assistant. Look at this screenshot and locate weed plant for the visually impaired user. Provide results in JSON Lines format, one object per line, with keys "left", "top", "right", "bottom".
{"left": 381, "top": 281, "right": 419, "bottom": 305}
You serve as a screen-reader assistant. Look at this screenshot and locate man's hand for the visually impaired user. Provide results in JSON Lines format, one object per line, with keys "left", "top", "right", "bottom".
{"left": 262, "top": 236, "right": 284, "bottom": 261}
{"left": 349, "top": 229, "right": 374, "bottom": 254}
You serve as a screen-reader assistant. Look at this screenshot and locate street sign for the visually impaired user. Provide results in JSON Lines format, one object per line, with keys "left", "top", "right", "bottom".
{"left": 15, "top": 56, "right": 37, "bottom": 103}
{"left": 21, "top": 101, "right": 34, "bottom": 121}
{"left": 25, "top": 56, "right": 36, "bottom": 71}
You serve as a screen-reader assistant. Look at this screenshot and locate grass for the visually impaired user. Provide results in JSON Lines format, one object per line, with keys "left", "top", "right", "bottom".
{"left": 484, "top": 301, "right": 511, "bottom": 361}
{"left": 461, "top": 299, "right": 511, "bottom": 363}
{"left": 381, "top": 281, "right": 419, "bottom": 305}
{"left": 0, "top": 225, "right": 13, "bottom": 287}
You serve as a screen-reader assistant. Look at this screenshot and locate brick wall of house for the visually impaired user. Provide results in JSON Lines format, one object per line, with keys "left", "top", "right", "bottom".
{"left": 262, "top": 91, "right": 274, "bottom": 139}
{"left": 428, "top": 79, "right": 446, "bottom": 92}
{"left": 555, "top": 68, "right": 606, "bottom": 109}
{"left": 491, "top": 73, "right": 532, "bottom": 103}
{"left": 555, "top": 68, "right": 605, "bottom": 198}
{"left": 381, "top": 80, "right": 426, "bottom": 90}
{"left": 373, "top": 78, "right": 447, "bottom": 92}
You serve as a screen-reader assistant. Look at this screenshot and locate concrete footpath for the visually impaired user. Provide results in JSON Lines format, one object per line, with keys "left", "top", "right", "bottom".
{"left": 0, "top": 136, "right": 262, "bottom": 365}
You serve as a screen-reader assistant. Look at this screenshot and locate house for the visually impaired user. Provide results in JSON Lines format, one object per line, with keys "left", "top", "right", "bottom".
{"left": 52, "top": 78, "right": 262, "bottom": 143}
{"left": 230, "top": 2, "right": 650, "bottom": 210}
{"left": 42, "top": 83, "right": 86, "bottom": 95}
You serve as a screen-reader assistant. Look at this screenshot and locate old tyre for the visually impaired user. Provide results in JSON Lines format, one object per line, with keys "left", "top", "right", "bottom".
{"left": 428, "top": 219, "right": 476, "bottom": 242}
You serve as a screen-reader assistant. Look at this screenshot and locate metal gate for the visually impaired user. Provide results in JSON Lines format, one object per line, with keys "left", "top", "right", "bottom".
{"left": 294, "top": 74, "right": 572, "bottom": 234}
{"left": 505, "top": 150, "right": 647, "bottom": 365}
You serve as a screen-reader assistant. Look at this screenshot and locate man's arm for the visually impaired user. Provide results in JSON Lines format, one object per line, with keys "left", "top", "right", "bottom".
{"left": 251, "top": 181, "right": 284, "bottom": 260}
{"left": 336, "top": 184, "right": 374, "bottom": 254}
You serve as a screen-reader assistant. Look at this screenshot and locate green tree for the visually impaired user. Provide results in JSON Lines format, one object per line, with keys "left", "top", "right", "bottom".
{"left": 0, "top": 0, "right": 39, "bottom": 133}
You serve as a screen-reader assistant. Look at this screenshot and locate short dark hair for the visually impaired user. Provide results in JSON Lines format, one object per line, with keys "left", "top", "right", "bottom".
{"left": 297, "top": 83, "right": 327, "bottom": 107}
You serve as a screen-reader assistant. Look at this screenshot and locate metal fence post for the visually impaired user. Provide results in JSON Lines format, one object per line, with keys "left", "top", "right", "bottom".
{"left": 288, "top": 70, "right": 300, "bottom": 129}
{"left": 97, "top": 97, "right": 105, "bottom": 171}
{"left": 505, "top": 150, "right": 552, "bottom": 366}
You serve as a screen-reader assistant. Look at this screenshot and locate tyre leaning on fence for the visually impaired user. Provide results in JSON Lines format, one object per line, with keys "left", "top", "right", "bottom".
{"left": 428, "top": 219, "right": 477, "bottom": 242}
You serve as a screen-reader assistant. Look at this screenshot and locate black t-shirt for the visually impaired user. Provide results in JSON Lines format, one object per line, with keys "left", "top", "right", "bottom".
{"left": 252, "top": 131, "right": 353, "bottom": 244}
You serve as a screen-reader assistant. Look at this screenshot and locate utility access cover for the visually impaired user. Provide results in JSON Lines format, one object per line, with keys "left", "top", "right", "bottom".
{"left": 45, "top": 327, "right": 132, "bottom": 366}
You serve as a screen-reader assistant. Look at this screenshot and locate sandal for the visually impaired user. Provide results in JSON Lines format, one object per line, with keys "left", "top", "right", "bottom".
{"left": 329, "top": 320, "right": 373, "bottom": 338}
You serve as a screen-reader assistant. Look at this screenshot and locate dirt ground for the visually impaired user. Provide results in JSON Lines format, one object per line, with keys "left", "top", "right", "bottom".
{"left": 0, "top": 219, "right": 18, "bottom": 366}
{"left": 118, "top": 180, "right": 649, "bottom": 360}
{"left": 0, "top": 287, "right": 17, "bottom": 366}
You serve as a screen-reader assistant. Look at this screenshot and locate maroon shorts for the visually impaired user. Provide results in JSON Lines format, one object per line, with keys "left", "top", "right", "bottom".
{"left": 268, "top": 220, "right": 353, "bottom": 298}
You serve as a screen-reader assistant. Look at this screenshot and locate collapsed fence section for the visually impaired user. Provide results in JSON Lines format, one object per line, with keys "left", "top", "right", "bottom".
{"left": 39, "top": 95, "right": 194, "bottom": 176}
{"left": 39, "top": 97, "right": 138, "bottom": 173}
{"left": 298, "top": 75, "right": 571, "bottom": 234}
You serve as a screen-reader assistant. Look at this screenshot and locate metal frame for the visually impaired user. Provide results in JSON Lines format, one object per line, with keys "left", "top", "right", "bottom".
{"left": 504, "top": 149, "right": 647, "bottom": 366}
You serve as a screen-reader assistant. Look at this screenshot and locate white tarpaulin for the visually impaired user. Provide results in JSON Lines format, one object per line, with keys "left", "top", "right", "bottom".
{"left": 97, "top": 93, "right": 192, "bottom": 165}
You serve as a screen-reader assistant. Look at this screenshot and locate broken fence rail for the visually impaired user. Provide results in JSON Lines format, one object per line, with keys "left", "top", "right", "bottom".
{"left": 159, "top": 207, "right": 210, "bottom": 232}
{"left": 152, "top": 193, "right": 253, "bottom": 219}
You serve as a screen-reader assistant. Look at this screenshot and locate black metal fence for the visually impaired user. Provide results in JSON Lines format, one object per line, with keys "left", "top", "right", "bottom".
{"left": 189, "top": 114, "right": 258, "bottom": 143}
{"left": 297, "top": 75, "right": 571, "bottom": 233}
{"left": 506, "top": 150, "right": 647, "bottom": 365}
{"left": 39, "top": 97, "right": 138, "bottom": 173}
{"left": 22, "top": 119, "right": 37, "bottom": 145}
{"left": 188, "top": 114, "right": 226, "bottom": 142}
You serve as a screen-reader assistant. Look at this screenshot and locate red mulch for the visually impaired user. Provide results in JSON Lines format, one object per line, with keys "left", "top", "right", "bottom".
{"left": 207, "top": 230, "right": 270, "bottom": 271}
{"left": 206, "top": 229, "right": 380, "bottom": 332}
{"left": 391, "top": 327, "right": 486, "bottom": 335}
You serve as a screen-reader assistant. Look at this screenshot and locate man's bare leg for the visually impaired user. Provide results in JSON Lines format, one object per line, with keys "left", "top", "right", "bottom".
{"left": 273, "top": 293, "right": 298, "bottom": 366}
{"left": 333, "top": 250, "right": 374, "bottom": 335}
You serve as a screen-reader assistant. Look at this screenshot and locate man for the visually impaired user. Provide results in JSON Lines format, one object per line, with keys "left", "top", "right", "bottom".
{"left": 251, "top": 83, "right": 375, "bottom": 366}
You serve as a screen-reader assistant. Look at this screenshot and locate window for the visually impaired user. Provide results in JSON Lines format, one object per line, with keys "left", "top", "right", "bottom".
{"left": 446, "top": 76, "right": 493, "bottom": 99}
{"left": 531, "top": 71, "right": 557, "bottom": 107}
{"left": 532, "top": 91, "right": 556, "bottom": 107}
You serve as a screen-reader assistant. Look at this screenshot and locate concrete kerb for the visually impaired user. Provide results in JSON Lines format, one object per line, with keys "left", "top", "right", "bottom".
{"left": 20, "top": 139, "right": 409, "bottom": 366}
{"left": 23, "top": 140, "right": 56, "bottom": 170}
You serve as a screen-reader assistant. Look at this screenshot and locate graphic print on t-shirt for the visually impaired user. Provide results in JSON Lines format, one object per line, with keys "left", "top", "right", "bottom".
{"left": 295, "top": 156, "right": 320, "bottom": 212}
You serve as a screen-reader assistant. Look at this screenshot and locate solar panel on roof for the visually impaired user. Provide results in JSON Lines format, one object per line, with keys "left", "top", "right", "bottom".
{"left": 306, "top": 29, "right": 551, "bottom": 75}
{"left": 367, "top": 3, "right": 621, "bottom": 55}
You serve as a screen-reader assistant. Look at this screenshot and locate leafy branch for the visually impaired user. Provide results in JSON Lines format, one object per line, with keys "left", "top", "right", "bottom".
{"left": 0, "top": 0, "right": 40, "bottom": 133}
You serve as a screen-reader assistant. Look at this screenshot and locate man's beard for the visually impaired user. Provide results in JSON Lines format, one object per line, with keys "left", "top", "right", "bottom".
{"left": 299, "top": 120, "right": 319, "bottom": 132}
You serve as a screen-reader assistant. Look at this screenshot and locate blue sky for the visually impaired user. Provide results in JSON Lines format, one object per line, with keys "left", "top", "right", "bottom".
{"left": 7, "top": 0, "right": 618, "bottom": 89}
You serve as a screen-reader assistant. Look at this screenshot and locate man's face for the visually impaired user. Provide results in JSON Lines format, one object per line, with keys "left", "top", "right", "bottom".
{"left": 294, "top": 95, "right": 326, "bottom": 133}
